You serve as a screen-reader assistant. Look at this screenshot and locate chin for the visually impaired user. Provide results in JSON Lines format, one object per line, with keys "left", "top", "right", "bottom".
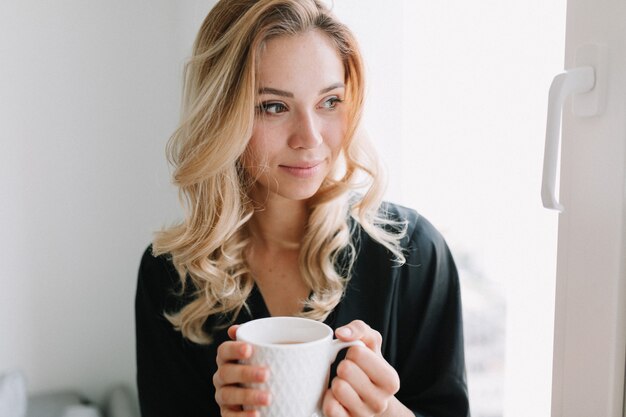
{"left": 274, "top": 177, "right": 328, "bottom": 201}
{"left": 251, "top": 167, "right": 331, "bottom": 202}
{"left": 276, "top": 187, "right": 322, "bottom": 202}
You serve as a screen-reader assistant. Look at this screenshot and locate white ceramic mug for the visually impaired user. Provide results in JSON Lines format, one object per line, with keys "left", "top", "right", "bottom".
{"left": 237, "top": 316, "right": 364, "bottom": 417}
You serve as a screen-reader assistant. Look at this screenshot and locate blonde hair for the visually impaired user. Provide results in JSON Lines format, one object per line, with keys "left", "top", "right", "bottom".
{"left": 153, "top": 0, "right": 406, "bottom": 344}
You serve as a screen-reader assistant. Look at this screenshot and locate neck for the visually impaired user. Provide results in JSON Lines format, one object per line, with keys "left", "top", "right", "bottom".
{"left": 248, "top": 194, "right": 309, "bottom": 251}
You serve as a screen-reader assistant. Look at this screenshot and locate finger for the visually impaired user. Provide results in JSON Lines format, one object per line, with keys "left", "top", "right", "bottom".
{"left": 335, "top": 320, "right": 383, "bottom": 353}
{"left": 215, "top": 386, "right": 271, "bottom": 408}
{"left": 336, "top": 359, "right": 392, "bottom": 414}
{"left": 221, "top": 409, "right": 259, "bottom": 417}
{"left": 330, "top": 376, "right": 373, "bottom": 416}
{"left": 217, "top": 341, "right": 253, "bottom": 365}
{"left": 228, "top": 325, "right": 240, "bottom": 340}
{"left": 344, "top": 347, "right": 400, "bottom": 395}
{"left": 322, "top": 388, "right": 350, "bottom": 417}
{"left": 213, "top": 363, "right": 269, "bottom": 387}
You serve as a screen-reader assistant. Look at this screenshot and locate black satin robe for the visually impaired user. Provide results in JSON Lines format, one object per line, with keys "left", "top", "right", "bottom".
{"left": 135, "top": 203, "right": 470, "bottom": 416}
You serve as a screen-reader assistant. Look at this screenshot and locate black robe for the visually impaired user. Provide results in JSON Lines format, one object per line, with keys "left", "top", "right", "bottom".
{"left": 135, "top": 203, "right": 470, "bottom": 416}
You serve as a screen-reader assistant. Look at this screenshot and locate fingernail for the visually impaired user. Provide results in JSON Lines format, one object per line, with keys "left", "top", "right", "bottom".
{"left": 240, "top": 344, "right": 252, "bottom": 357}
{"left": 258, "top": 391, "right": 270, "bottom": 405}
{"left": 256, "top": 369, "right": 268, "bottom": 382}
{"left": 337, "top": 327, "right": 352, "bottom": 337}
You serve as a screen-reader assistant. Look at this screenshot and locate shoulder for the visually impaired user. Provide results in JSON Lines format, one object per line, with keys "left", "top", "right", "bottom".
{"left": 377, "top": 201, "right": 447, "bottom": 255}
{"left": 138, "top": 245, "right": 177, "bottom": 283}
{"left": 136, "top": 245, "right": 184, "bottom": 313}
{"left": 374, "top": 203, "right": 460, "bottom": 313}
{"left": 346, "top": 202, "right": 460, "bottom": 328}
{"left": 375, "top": 202, "right": 459, "bottom": 296}
{"left": 351, "top": 201, "right": 455, "bottom": 281}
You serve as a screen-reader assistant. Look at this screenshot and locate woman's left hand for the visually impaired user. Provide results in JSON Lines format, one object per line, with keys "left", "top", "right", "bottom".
{"left": 321, "top": 320, "right": 402, "bottom": 417}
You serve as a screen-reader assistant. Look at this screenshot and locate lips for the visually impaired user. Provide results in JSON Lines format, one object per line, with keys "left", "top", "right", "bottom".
{"left": 278, "top": 160, "right": 325, "bottom": 178}
{"left": 280, "top": 160, "right": 323, "bottom": 169}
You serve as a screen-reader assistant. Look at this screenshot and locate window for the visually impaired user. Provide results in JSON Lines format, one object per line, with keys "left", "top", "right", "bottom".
{"left": 333, "top": 1, "right": 566, "bottom": 415}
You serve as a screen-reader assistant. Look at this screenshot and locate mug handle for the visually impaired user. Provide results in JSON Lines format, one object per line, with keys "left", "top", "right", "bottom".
{"left": 329, "top": 339, "right": 366, "bottom": 363}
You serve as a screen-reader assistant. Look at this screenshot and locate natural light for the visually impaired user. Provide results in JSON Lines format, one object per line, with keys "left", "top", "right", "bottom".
{"left": 333, "top": 1, "right": 565, "bottom": 416}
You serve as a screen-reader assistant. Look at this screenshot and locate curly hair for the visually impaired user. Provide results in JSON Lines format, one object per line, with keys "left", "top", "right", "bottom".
{"left": 152, "top": 0, "right": 406, "bottom": 344}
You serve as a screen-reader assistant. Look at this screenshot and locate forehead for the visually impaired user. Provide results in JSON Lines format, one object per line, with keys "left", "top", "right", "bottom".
{"left": 256, "top": 29, "right": 345, "bottom": 92}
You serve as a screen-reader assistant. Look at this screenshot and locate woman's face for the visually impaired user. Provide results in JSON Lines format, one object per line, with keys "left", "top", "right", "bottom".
{"left": 243, "top": 29, "right": 348, "bottom": 203}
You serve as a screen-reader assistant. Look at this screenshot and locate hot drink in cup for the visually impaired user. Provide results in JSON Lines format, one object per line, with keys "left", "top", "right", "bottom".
{"left": 237, "top": 317, "right": 364, "bottom": 417}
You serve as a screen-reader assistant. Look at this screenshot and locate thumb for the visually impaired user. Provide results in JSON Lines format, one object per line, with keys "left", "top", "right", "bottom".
{"left": 335, "top": 325, "right": 355, "bottom": 341}
{"left": 227, "top": 324, "right": 240, "bottom": 340}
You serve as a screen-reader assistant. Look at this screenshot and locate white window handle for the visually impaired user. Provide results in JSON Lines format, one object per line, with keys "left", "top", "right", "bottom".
{"left": 542, "top": 66, "right": 595, "bottom": 212}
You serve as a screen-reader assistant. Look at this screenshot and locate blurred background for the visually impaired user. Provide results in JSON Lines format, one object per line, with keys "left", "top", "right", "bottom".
{"left": 0, "top": 1, "right": 564, "bottom": 416}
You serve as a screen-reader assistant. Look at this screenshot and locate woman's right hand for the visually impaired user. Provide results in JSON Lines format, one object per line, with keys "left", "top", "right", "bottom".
{"left": 213, "top": 325, "right": 271, "bottom": 417}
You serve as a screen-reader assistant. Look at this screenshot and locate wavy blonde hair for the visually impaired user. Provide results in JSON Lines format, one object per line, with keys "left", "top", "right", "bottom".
{"left": 153, "top": 0, "right": 407, "bottom": 344}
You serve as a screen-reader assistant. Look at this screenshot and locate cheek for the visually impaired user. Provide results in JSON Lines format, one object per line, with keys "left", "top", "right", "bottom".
{"left": 241, "top": 133, "right": 285, "bottom": 180}
{"left": 239, "top": 137, "right": 262, "bottom": 180}
{"left": 245, "top": 121, "right": 284, "bottom": 162}
{"left": 326, "top": 119, "right": 349, "bottom": 157}
{"left": 243, "top": 126, "right": 269, "bottom": 166}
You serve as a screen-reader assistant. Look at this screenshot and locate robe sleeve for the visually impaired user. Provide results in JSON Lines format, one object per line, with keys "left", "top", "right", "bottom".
{"left": 395, "top": 215, "right": 470, "bottom": 417}
{"left": 135, "top": 246, "right": 217, "bottom": 417}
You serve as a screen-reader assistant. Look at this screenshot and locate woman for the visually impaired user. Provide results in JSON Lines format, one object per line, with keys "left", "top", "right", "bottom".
{"left": 135, "top": 0, "right": 469, "bottom": 416}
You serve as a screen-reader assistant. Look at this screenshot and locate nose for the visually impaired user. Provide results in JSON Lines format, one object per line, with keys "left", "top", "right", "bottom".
{"left": 288, "top": 110, "right": 323, "bottom": 149}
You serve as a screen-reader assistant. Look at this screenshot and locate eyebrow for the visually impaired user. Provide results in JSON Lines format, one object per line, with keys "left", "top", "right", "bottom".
{"left": 258, "top": 82, "right": 345, "bottom": 98}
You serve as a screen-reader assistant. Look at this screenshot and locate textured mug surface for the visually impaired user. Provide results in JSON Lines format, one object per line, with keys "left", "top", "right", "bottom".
{"left": 237, "top": 317, "right": 363, "bottom": 417}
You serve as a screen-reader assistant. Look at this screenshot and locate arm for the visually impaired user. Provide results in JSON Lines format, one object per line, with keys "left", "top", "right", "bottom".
{"left": 135, "top": 247, "right": 216, "bottom": 416}
{"left": 136, "top": 247, "right": 271, "bottom": 417}
{"left": 328, "top": 210, "right": 469, "bottom": 417}
{"left": 395, "top": 216, "right": 469, "bottom": 416}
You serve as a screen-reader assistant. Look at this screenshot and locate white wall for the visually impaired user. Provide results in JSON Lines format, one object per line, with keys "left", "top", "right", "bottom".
{"left": 0, "top": 0, "right": 214, "bottom": 405}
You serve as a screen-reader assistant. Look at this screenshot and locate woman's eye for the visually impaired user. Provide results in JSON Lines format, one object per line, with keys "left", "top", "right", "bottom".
{"left": 320, "top": 96, "right": 343, "bottom": 110}
{"left": 256, "top": 101, "right": 287, "bottom": 115}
